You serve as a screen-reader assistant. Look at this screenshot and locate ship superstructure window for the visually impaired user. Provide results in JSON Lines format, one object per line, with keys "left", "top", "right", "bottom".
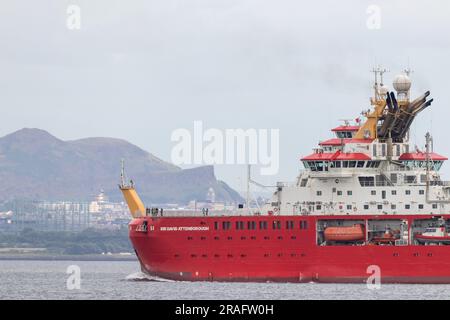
{"left": 222, "top": 221, "right": 231, "bottom": 230}
{"left": 248, "top": 221, "right": 256, "bottom": 230}
{"left": 404, "top": 176, "right": 416, "bottom": 184}
{"left": 432, "top": 204, "right": 438, "bottom": 209}
{"left": 357, "top": 161, "right": 365, "bottom": 168}
{"left": 299, "top": 221, "right": 308, "bottom": 229}
{"left": 333, "top": 161, "right": 341, "bottom": 168}
{"left": 371, "top": 190, "right": 376, "bottom": 195}
{"left": 390, "top": 174, "right": 398, "bottom": 184}
{"left": 272, "top": 220, "right": 282, "bottom": 230}
{"left": 300, "top": 179, "right": 308, "bottom": 187}
{"left": 359, "top": 176, "right": 375, "bottom": 187}
{"left": 337, "top": 190, "right": 342, "bottom": 195}
{"left": 259, "top": 221, "right": 268, "bottom": 229}
{"left": 286, "top": 221, "right": 295, "bottom": 229}
{"left": 236, "top": 221, "right": 245, "bottom": 230}
{"left": 405, "top": 190, "right": 411, "bottom": 195}
{"left": 316, "top": 191, "right": 322, "bottom": 196}
{"left": 377, "top": 205, "right": 382, "bottom": 210}
{"left": 364, "top": 205, "right": 369, "bottom": 209}
{"left": 347, "top": 190, "right": 352, "bottom": 195}
{"left": 419, "top": 204, "right": 424, "bottom": 209}
{"left": 336, "top": 131, "right": 353, "bottom": 138}
{"left": 346, "top": 205, "right": 352, "bottom": 210}
{"left": 306, "top": 161, "right": 329, "bottom": 172}
{"left": 366, "top": 161, "right": 380, "bottom": 168}
{"left": 402, "top": 160, "right": 444, "bottom": 171}
{"left": 316, "top": 204, "right": 322, "bottom": 210}
{"left": 405, "top": 204, "right": 411, "bottom": 209}
{"left": 392, "top": 190, "right": 397, "bottom": 195}
{"left": 214, "top": 222, "right": 218, "bottom": 230}
{"left": 373, "top": 144, "right": 377, "bottom": 157}
{"left": 419, "top": 190, "right": 425, "bottom": 195}
{"left": 391, "top": 204, "right": 396, "bottom": 209}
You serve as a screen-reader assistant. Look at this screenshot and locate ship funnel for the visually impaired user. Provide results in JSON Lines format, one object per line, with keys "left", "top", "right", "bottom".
{"left": 119, "top": 160, "right": 146, "bottom": 218}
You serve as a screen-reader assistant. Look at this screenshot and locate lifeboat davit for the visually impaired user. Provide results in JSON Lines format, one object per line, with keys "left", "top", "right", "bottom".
{"left": 371, "top": 229, "right": 398, "bottom": 245}
{"left": 324, "top": 224, "right": 365, "bottom": 242}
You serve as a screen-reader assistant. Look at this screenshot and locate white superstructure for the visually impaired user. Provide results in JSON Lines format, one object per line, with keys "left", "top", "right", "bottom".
{"left": 265, "top": 69, "right": 450, "bottom": 216}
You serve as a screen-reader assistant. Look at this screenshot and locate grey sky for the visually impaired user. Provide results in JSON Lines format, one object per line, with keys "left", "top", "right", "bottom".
{"left": 1, "top": 0, "right": 450, "bottom": 192}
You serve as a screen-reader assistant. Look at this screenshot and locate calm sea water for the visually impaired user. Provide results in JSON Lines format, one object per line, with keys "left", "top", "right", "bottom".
{"left": 0, "top": 260, "right": 449, "bottom": 300}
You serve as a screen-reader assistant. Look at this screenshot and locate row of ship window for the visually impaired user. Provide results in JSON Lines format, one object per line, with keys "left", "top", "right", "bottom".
{"left": 314, "top": 203, "right": 438, "bottom": 210}
{"left": 303, "top": 160, "right": 381, "bottom": 171}
{"left": 316, "top": 189, "right": 425, "bottom": 196}
{"left": 214, "top": 220, "right": 308, "bottom": 231}
{"left": 187, "top": 235, "right": 300, "bottom": 241}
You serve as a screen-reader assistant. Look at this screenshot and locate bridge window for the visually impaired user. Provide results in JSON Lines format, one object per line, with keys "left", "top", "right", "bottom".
{"left": 357, "top": 161, "right": 365, "bottom": 168}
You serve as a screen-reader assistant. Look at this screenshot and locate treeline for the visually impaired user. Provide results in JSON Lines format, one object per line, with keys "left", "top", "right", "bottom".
{"left": 0, "top": 228, "right": 133, "bottom": 255}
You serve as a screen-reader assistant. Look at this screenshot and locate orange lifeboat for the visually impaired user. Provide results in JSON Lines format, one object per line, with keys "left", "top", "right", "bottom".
{"left": 324, "top": 224, "right": 365, "bottom": 242}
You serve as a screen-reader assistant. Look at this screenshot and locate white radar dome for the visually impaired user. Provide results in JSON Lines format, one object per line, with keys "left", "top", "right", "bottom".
{"left": 393, "top": 74, "right": 411, "bottom": 92}
{"left": 379, "top": 85, "right": 389, "bottom": 95}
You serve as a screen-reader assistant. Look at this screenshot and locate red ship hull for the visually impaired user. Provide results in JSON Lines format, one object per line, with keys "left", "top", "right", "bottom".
{"left": 129, "top": 214, "right": 450, "bottom": 283}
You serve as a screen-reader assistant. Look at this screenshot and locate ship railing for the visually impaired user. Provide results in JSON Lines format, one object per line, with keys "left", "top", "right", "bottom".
{"left": 144, "top": 209, "right": 256, "bottom": 217}
{"left": 394, "top": 239, "right": 408, "bottom": 246}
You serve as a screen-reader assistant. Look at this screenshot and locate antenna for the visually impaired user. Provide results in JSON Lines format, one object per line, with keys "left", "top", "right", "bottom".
{"left": 371, "top": 65, "right": 389, "bottom": 99}
{"left": 404, "top": 67, "right": 414, "bottom": 77}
